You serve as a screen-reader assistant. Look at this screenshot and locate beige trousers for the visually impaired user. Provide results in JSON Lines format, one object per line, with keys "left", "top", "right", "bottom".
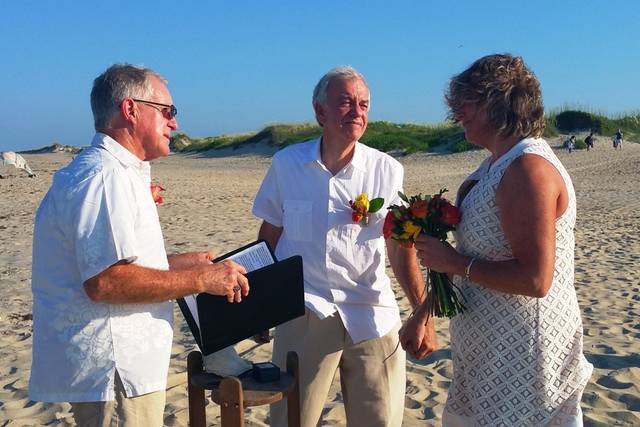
{"left": 270, "top": 310, "right": 406, "bottom": 427}
{"left": 70, "top": 372, "right": 165, "bottom": 427}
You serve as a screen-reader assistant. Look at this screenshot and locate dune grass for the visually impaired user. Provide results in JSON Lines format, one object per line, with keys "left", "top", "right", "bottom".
{"left": 546, "top": 106, "right": 640, "bottom": 140}
{"left": 170, "top": 109, "right": 638, "bottom": 155}
{"left": 171, "top": 121, "right": 469, "bottom": 154}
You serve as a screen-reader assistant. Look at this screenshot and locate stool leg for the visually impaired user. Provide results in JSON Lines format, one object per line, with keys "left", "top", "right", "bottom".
{"left": 286, "top": 351, "right": 301, "bottom": 427}
{"left": 187, "top": 351, "right": 206, "bottom": 427}
{"left": 220, "top": 377, "right": 244, "bottom": 427}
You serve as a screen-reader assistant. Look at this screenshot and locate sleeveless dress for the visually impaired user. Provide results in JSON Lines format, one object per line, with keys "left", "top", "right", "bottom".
{"left": 445, "top": 138, "right": 593, "bottom": 426}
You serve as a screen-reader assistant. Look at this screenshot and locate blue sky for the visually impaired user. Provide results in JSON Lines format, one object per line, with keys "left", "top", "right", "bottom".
{"left": 2, "top": 1, "right": 639, "bottom": 151}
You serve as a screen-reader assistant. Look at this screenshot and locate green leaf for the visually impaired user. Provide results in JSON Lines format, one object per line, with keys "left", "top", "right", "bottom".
{"left": 398, "top": 191, "right": 409, "bottom": 203}
{"left": 368, "top": 198, "right": 385, "bottom": 213}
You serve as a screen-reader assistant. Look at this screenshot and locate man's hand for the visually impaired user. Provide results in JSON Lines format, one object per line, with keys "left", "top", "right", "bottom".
{"left": 253, "top": 330, "right": 271, "bottom": 344}
{"left": 196, "top": 260, "right": 249, "bottom": 303}
{"left": 168, "top": 251, "right": 216, "bottom": 270}
{"left": 399, "top": 312, "right": 437, "bottom": 359}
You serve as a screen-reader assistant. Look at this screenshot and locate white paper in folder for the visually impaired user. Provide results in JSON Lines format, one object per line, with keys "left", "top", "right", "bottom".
{"left": 178, "top": 240, "right": 276, "bottom": 376}
{"left": 182, "top": 240, "right": 275, "bottom": 331}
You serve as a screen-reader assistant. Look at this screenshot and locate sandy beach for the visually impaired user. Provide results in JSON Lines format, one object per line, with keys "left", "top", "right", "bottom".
{"left": 1, "top": 139, "right": 639, "bottom": 426}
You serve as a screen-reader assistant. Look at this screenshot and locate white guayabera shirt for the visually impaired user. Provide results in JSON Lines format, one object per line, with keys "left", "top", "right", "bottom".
{"left": 29, "top": 134, "right": 173, "bottom": 402}
{"left": 252, "top": 139, "right": 404, "bottom": 343}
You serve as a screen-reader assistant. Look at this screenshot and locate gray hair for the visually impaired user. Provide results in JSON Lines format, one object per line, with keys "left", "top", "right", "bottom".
{"left": 312, "top": 66, "right": 369, "bottom": 106}
{"left": 90, "top": 64, "right": 166, "bottom": 129}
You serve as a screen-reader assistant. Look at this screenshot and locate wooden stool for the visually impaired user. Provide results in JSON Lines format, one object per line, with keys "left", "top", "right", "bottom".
{"left": 187, "top": 350, "right": 300, "bottom": 427}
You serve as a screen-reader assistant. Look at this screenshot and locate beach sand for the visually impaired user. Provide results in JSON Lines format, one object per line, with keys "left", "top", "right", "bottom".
{"left": 1, "top": 139, "right": 639, "bottom": 426}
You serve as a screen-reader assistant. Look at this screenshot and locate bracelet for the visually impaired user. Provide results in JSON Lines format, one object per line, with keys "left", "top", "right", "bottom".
{"left": 464, "top": 257, "right": 476, "bottom": 280}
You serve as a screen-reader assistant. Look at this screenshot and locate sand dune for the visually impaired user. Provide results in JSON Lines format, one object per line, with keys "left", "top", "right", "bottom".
{"left": 0, "top": 140, "right": 638, "bottom": 426}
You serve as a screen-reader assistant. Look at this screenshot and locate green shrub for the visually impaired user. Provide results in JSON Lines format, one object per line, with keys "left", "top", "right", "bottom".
{"left": 555, "top": 110, "right": 604, "bottom": 133}
{"left": 361, "top": 122, "right": 460, "bottom": 153}
{"left": 550, "top": 109, "right": 640, "bottom": 140}
{"left": 574, "top": 139, "right": 587, "bottom": 150}
{"left": 452, "top": 139, "right": 482, "bottom": 153}
{"left": 543, "top": 117, "right": 559, "bottom": 138}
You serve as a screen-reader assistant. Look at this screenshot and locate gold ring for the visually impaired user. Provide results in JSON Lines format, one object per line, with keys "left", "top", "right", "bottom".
{"left": 233, "top": 285, "right": 241, "bottom": 293}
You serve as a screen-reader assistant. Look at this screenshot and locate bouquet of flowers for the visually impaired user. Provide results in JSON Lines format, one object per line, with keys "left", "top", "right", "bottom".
{"left": 384, "top": 189, "right": 465, "bottom": 318}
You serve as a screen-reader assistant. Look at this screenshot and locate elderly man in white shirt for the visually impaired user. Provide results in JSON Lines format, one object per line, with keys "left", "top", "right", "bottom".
{"left": 252, "top": 66, "right": 438, "bottom": 427}
{"left": 29, "top": 64, "right": 249, "bottom": 427}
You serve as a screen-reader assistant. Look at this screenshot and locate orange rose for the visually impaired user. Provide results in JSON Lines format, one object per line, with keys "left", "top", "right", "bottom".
{"left": 410, "top": 200, "right": 428, "bottom": 218}
{"left": 150, "top": 183, "right": 165, "bottom": 205}
{"left": 383, "top": 211, "right": 395, "bottom": 239}
{"left": 352, "top": 211, "right": 364, "bottom": 223}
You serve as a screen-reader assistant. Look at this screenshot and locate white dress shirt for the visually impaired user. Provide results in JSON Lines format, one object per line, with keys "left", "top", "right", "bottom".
{"left": 29, "top": 134, "right": 173, "bottom": 402}
{"left": 252, "top": 139, "right": 404, "bottom": 343}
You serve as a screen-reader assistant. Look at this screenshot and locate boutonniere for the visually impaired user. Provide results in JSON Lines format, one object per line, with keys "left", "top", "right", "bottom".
{"left": 349, "top": 192, "right": 384, "bottom": 226}
{"left": 150, "top": 183, "right": 165, "bottom": 205}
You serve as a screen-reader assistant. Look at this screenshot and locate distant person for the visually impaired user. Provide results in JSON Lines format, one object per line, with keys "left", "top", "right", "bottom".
{"left": 585, "top": 131, "right": 595, "bottom": 151}
{"left": 614, "top": 128, "right": 623, "bottom": 149}
{"left": 252, "top": 66, "right": 436, "bottom": 427}
{"left": 567, "top": 135, "right": 576, "bottom": 153}
{"left": 29, "top": 64, "right": 249, "bottom": 426}
{"left": 401, "top": 54, "right": 593, "bottom": 426}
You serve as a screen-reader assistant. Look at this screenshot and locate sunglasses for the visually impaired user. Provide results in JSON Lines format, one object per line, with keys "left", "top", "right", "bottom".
{"left": 132, "top": 99, "right": 178, "bottom": 119}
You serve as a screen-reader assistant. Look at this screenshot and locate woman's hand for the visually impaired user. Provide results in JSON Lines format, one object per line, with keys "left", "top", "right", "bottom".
{"left": 399, "top": 310, "right": 438, "bottom": 359}
{"left": 414, "top": 235, "right": 466, "bottom": 276}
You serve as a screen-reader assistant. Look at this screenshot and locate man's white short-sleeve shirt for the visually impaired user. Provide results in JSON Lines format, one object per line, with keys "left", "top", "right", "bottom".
{"left": 252, "top": 139, "right": 404, "bottom": 343}
{"left": 29, "top": 134, "right": 173, "bottom": 402}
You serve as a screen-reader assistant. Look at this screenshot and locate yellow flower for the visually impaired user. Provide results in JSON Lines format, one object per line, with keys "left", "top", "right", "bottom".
{"left": 353, "top": 192, "right": 369, "bottom": 213}
{"left": 400, "top": 221, "right": 422, "bottom": 241}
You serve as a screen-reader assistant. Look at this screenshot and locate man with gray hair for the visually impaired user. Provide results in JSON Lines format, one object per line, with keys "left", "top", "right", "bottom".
{"left": 252, "top": 66, "right": 437, "bottom": 426}
{"left": 29, "top": 64, "right": 249, "bottom": 426}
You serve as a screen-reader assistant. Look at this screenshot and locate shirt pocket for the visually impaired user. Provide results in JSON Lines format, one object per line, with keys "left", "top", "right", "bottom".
{"left": 341, "top": 224, "right": 383, "bottom": 276}
{"left": 283, "top": 200, "right": 313, "bottom": 242}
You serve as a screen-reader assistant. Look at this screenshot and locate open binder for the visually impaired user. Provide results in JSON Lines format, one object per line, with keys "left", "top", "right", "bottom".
{"left": 177, "top": 240, "right": 305, "bottom": 355}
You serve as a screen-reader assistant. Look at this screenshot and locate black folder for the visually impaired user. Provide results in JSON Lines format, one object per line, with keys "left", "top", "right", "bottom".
{"left": 177, "top": 242, "right": 305, "bottom": 355}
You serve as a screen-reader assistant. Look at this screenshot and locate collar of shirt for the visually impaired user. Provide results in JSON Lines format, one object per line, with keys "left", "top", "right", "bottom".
{"left": 91, "top": 133, "right": 151, "bottom": 180}
{"left": 303, "top": 138, "right": 368, "bottom": 175}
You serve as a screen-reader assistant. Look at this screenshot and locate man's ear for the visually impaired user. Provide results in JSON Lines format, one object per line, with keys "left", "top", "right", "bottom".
{"left": 120, "top": 98, "right": 138, "bottom": 124}
{"left": 313, "top": 102, "right": 325, "bottom": 127}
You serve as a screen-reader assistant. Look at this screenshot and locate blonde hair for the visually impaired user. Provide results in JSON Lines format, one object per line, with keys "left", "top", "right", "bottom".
{"left": 445, "top": 54, "right": 545, "bottom": 139}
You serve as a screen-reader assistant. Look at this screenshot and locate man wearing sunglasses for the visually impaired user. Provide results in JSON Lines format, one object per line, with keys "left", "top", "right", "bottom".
{"left": 29, "top": 64, "right": 249, "bottom": 426}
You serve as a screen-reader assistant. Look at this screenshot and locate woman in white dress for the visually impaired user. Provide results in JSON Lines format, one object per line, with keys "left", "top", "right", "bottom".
{"left": 399, "top": 54, "right": 593, "bottom": 426}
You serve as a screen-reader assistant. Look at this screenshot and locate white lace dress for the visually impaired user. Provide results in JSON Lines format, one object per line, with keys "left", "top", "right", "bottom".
{"left": 445, "top": 138, "right": 593, "bottom": 426}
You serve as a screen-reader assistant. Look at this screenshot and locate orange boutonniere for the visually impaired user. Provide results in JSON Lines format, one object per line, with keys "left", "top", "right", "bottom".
{"left": 349, "top": 192, "right": 384, "bottom": 226}
{"left": 150, "top": 183, "right": 165, "bottom": 205}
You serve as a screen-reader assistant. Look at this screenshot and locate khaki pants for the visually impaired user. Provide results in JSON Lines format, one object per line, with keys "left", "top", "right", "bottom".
{"left": 270, "top": 310, "right": 405, "bottom": 427}
{"left": 70, "top": 372, "right": 165, "bottom": 427}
